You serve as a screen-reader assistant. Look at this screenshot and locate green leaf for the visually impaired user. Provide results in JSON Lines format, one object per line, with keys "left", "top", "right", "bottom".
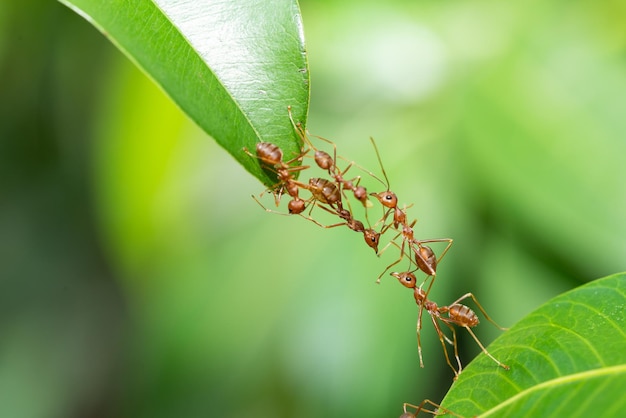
{"left": 58, "top": 0, "right": 310, "bottom": 186}
{"left": 440, "top": 273, "right": 626, "bottom": 418}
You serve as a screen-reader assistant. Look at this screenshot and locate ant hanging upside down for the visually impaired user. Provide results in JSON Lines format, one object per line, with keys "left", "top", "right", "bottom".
{"left": 392, "top": 270, "right": 509, "bottom": 377}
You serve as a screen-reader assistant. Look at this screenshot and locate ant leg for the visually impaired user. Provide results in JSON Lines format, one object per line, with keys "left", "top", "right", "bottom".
{"left": 252, "top": 195, "right": 293, "bottom": 215}
{"left": 401, "top": 401, "right": 437, "bottom": 417}
{"left": 379, "top": 218, "right": 417, "bottom": 261}
{"left": 380, "top": 214, "right": 414, "bottom": 237}
{"left": 376, "top": 227, "right": 403, "bottom": 257}
{"left": 450, "top": 293, "right": 508, "bottom": 331}
{"left": 287, "top": 105, "right": 309, "bottom": 141}
{"left": 402, "top": 400, "right": 464, "bottom": 418}
{"left": 437, "top": 319, "right": 464, "bottom": 375}
{"left": 259, "top": 184, "right": 285, "bottom": 207}
{"left": 376, "top": 239, "right": 410, "bottom": 283}
{"left": 429, "top": 315, "right": 461, "bottom": 378}
{"left": 447, "top": 323, "right": 464, "bottom": 375}
{"left": 298, "top": 215, "right": 348, "bottom": 229}
{"left": 374, "top": 207, "right": 394, "bottom": 230}
{"left": 463, "top": 326, "right": 509, "bottom": 370}
{"left": 416, "top": 277, "right": 436, "bottom": 355}
{"left": 283, "top": 149, "right": 311, "bottom": 166}
{"left": 415, "top": 308, "right": 425, "bottom": 369}
{"left": 337, "top": 153, "right": 387, "bottom": 189}
{"left": 376, "top": 255, "right": 402, "bottom": 283}
{"left": 242, "top": 146, "right": 256, "bottom": 159}
{"left": 296, "top": 201, "right": 364, "bottom": 231}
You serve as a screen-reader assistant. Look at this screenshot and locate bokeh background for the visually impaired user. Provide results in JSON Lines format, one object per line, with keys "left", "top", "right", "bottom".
{"left": 1, "top": 0, "right": 625, "bottom": 417}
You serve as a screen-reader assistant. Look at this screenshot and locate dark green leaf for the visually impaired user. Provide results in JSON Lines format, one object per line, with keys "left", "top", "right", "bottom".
{"left": 58, "top": 0, "right": 310, "bottom": 186}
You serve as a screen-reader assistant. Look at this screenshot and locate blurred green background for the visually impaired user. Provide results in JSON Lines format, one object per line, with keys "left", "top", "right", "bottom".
{"left": 1, "top": 0, "right": 625, "bottom": 417}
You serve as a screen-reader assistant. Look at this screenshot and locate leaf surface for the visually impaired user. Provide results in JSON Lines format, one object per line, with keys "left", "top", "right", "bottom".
{"left": 440, "top": 273, "right": 626, "bottom": 418}
{"left": 58, "top": 0, "right": 309, "bottom": 186}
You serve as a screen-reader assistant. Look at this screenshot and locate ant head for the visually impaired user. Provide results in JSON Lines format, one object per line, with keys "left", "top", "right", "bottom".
{"left": 370, "top": 191, "right": 397, "bottom": 209}
{"left": 391, "top": 271, "right": 416, "bottom": 289}
{"left": 363, "top": 229, "right": 380, "bottom": 253}
{"left": 415, "top": 245, "right": 437, "bottom": 276}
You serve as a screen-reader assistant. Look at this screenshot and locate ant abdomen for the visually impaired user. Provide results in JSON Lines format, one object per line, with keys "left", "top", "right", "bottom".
{"left": 313, "top": 149, "right": 334, "bottom": 171}
{"left": 308, "top": 177, "right": 342, "bottom": 206}
{"left": 415, "top": 245, "right": 437, "bottom": 276}
{"left": 255, "top": 142, "right": 283, "bottom": 166}
{"left": 448, "top": 304, "right": 480, "bottom": 327}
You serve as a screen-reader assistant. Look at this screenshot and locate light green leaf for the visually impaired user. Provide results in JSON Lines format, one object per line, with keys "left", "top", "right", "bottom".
{"left": 58, "top": 0, "right": 309, "bottom": 186}
{"left": 440, "top": 273, "right": 626, "bottom": 418}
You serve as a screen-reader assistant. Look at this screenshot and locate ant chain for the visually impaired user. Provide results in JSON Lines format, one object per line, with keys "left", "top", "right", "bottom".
{"left": 246, "top": 110, "right": 506, "bottom": 380}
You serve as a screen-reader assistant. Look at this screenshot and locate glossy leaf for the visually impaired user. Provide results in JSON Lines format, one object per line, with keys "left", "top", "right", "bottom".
{"left": 440, "top": 273, "right": 626, "bottom": 418}
{"left": 57, "top": 0, "right": 310, "bottom": 186}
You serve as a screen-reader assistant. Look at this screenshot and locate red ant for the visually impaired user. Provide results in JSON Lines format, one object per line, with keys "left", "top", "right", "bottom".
{"left": 244, "top": 142, "right": 311, "bottom": 214}
{"left": 392, "top": 271, "right": 509, "bottom": 378}
{"left": 400, "top": 401, "right": 464, "bottom": 417}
